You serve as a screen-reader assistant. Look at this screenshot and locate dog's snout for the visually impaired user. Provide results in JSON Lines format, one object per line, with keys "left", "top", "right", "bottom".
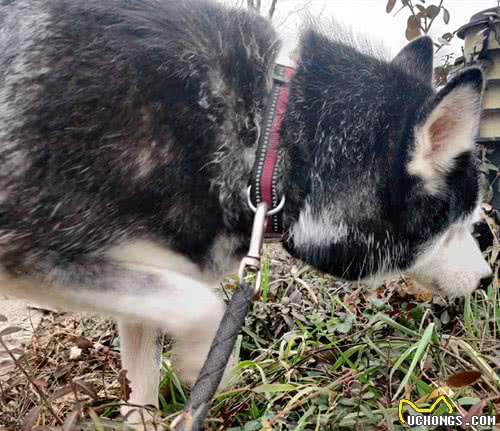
{"left": 478, "top": 275, "right": 493, "bottom": 291}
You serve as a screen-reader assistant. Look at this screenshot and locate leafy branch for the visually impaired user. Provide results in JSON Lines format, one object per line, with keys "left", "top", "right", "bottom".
{"left": 386, "top": 0, "right": 453, "bottom": 51}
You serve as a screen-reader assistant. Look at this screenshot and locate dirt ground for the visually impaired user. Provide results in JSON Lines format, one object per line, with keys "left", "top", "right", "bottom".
{"left": 0, "top": 299, "right": 45, "bottom": 380}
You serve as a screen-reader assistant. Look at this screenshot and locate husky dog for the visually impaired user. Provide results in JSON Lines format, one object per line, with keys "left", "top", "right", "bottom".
{"left": 0, "top": 0, "right": 492, "bottom": 422}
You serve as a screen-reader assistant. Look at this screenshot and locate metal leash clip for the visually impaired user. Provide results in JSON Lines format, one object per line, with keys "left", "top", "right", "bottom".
{"left": 170, "top": 192, "right": 285, "bottom": 431}
{"left": 237, "top": 201, "right": 268, "bottom": 299}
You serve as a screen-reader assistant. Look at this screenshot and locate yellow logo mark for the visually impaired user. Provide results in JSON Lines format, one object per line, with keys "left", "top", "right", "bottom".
{"left": 398, "top": 395, "right": 454, "bottom": 424}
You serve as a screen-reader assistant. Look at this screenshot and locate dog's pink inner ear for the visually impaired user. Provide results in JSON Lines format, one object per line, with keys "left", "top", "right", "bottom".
{"left": 408, "top": 73, "right": 483, "bottom": 192}
{"left": 427, "top": 106, "right": 460, "bottom": 156}
{"left": 423, "top": 85, "right": 480, "bottom": 162}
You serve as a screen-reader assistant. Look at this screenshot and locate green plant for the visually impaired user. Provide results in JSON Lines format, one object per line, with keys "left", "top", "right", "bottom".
{"left": 386, "top": 0, "right": 452, "bottom": 44}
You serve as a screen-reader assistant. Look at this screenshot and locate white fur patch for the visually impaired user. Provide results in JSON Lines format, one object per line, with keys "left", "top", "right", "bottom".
{"left": 107, "top": 238, "right": 239, "bottom": 283}
{"left": 118, "top": 321, "right": 161, "bottom": 422}
{"left": 469, "top": 204, "right": 482, "bottom": 225}
{"left": 408, "top": 210, "right": 491, "bottom": 297}
{"left": 290, "top": 202, "right": 348, "bottom": 249}
{"left": 134, "top": 146, "right": 155, "bottom": 179}
{"left": 106, "top": 240, "right": 203, "bottom": 278}
{"left": 0, "top": 240, "right": 232, "bottom": 413}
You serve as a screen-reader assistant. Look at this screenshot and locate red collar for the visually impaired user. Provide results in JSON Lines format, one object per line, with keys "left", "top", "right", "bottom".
{"left": 249, "top": 64, "right": 295, "bottom": 237}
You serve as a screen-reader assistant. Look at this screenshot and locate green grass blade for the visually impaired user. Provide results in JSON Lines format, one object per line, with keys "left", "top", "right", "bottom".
{"left": 254, "top": 383, "right": 297, "bottom": 393}
{"left": 389, "top": 344, "right": 418, "bottom": 383}
{"left": 392, "top": 322, "right": 434, "bottom": 401}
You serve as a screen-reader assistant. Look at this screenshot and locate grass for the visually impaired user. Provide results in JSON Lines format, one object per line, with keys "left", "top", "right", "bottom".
{"left": 0, "top": 223, "right": 499, "bottom": 430}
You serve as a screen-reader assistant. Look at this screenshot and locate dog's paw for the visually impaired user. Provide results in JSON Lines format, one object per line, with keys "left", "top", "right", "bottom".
{"left": 120, "top": 406, "right": 158, "bottom": 431}
{"left": 172, "top": 340, "right": 236, "bottom": 390}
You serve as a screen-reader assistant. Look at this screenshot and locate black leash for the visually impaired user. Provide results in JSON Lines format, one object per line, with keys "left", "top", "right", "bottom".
{"left": 172, "top": 65, "right": 292, "bottom": 431}
{"left": 171, "top": 282, "right": 255, "bottom": 431}
{"left": 171, "top": 202, "right": 272, "bottom": 431}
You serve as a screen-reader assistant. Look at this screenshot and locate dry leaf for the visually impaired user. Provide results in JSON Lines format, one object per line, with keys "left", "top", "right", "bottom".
{"left": 32, "top": 379, "right": 48, "bottom": 388}
{"left": 49, "top": 384, "right": 74, "bottom": 401}
{"left": 442, "top": 7, "right": 450, "bottom": 24}
{"left": 446, "top": 370, "right": 482, "bottom": 388}
{"left": 118, "top": 369, "right": 132, "bottom": 401}
{"left": 461, "top": 400, "right": 485, "bottom": 429}
{"left": 415, "top": 290, "right": 433, "bottom": 302}
{"left": 259, "top": 417, "right": 273, "bottom": 431}
{"left": 74, "top": 381, "right": 98, "bottom": 401}
{"left": 63, "top": 406, "right": 81, "bottom": 431}
{"left": 22, "top": 406, "right": 41, "bottom": 431}
{"left": 54, "top": 364, "right": 73, "bottom": 380}
{"left": 416, "top": 386, "right": 453, "bottom": 403}
{"left": 9, "top": 347, "right": 25, "bottom": 356}
{"left": 425, "top": 5, "right": 439, "bottom": 19}
{"left": 73, "top": 336, "right": 93, "bottom": 350}
{"left": 400, "top": 278, "right": 433, "bottom": 302}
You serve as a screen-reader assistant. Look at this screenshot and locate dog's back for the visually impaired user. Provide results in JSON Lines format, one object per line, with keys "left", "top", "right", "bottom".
{"left": 0, "top": 0, "right": 492, "bottom": 424}
{"left": 0, "top": 0, "right": 279, "bottom": 274}
{"left": 0, "top": 1, "right": 279, "bottom": 417}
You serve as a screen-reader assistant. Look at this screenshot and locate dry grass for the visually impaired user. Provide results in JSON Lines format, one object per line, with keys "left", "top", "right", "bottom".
{"left": 0, "top": 212, "right": 499, "bottom": 431}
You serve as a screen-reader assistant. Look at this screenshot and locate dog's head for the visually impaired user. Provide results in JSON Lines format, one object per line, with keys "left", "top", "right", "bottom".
{"left": 282, "top": 32, "right": 492, "bottom": 297}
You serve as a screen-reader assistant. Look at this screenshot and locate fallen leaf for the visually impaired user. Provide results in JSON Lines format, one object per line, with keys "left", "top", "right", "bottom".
{"left": 461, "top": 400, "right": 485, "bottom": 429}
{"left": 416, "top": 386, "right": 453, "bottom": 403}
{"left": 74, "top": 381, "right": 98, "bottom": 400}
{"left": 50, "top": 384, "right": 74, "bottom": 401}
{"left": 22, "top": 406, "right": 41, "bottom": 431}
{"left": 32, "top": 379, "right": 48, "bottom": 388}
{"left": 54, "top": 364, "right": 73, "bottom": 380}
{"left": 447, "top": 370, "right": 482, "bottom": 388}
{"left": 400, "top": 278, "right": 433, "bottom": 302}
{"left": 63, "top": 406, "right": 81, "bottom": 431}
{"left": 73, "top": 336, "right": 93, "bottom": 350}
{"left": 415, "top": 290, "right": 433, "bottom": 302}
{"left": 118, "top": 369, "right": 132, "bottom": 401}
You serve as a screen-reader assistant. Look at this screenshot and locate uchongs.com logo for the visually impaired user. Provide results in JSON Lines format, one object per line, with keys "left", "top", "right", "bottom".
{"left": 398, "top": 395, "right": 497, "bottom": 427}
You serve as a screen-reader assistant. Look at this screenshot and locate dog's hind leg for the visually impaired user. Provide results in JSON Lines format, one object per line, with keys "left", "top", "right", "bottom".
{"left": 0, "top": 250, "right": 230, "bottom": 421}
{"left": 117, "top": 321, "right": 163, "bottom": 423}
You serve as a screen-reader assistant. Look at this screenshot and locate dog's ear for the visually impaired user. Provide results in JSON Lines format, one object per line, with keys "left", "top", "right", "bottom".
{"left": 392, "top": 36, "right": 433, "bottom": 82}
{"left": 299, "top": 30, "right": 333, "bottom": 67}
{"left": 408, "top": 68, "right": 484, "bottom": 193}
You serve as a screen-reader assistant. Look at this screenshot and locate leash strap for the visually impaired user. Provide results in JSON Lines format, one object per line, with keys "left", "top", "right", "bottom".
{"left": 172, "top": 63, "right": 296, "bottom": 430}
{"left": 171, "top": 282, "right": 255, "bottom": 431}
{"left": 172, "top": 203, "right": 270, "bottom": 431}
{"left": 250, "top": 64, "right": 295, "bottom": 237}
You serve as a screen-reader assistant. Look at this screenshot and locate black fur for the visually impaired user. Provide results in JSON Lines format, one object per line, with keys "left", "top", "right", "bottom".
{"left": 0, "top": 0, "right": 484, "bottom": 286}
{"left": 0, "top": 0, "right": 278, "bottom": 276}
{"left": 282, "top": 34, "right": 482, "bottom": 279}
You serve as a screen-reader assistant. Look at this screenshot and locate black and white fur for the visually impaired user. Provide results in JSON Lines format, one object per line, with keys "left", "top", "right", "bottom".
{"left": 0, "top": 0, "right": 491, "bottom": 423}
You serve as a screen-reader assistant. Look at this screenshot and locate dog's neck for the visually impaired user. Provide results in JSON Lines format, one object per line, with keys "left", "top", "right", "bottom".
{"left": 215, "top": 65, "right": 294, "bottom": 240}
{"left": 248, "top": 65, "right": 295, "bottom": 237}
